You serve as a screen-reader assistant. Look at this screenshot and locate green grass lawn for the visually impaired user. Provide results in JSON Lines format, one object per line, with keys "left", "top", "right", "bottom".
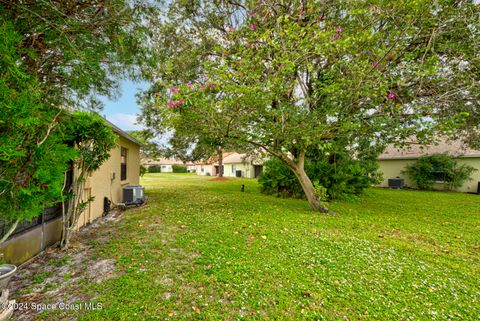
{"left": 46, "top": 173, "right": 479, "bottom": 320}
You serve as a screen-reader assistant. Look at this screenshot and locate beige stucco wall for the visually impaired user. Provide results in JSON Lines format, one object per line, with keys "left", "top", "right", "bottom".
{"left": 79, "top": 135, "right": 140, "bottom": 226}
{"left": 223, "top": 163, "right": 256, "bottom": 178}
{"left": 378, "top": 157, "right": 480, "bottom": 193}
{"left": 0, "top": 134, "right": 140, "bottom": 265}
{"left": 196, "top": 164, "right": 213, "bottom": 176}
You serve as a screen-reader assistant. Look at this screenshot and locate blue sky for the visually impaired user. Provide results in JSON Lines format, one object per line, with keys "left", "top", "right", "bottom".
{"left": 99, "top": 80, "right": 149, "bottom": 131}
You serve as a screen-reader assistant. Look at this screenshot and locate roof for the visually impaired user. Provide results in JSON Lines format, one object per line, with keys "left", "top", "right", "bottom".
{"left": 195, "top": 152, "right": 234, "bottom": 165}
{"left": 223, "top": 152, "right": 263, "bottom": 165}
{"left": 379, "top": 138, "right": 480, "bottom": 160}
{"left": 143, "top": 157, "right": 184, "bottom": 165}
{"left": 104, "top": 118, "right": 143, "bottom": 147}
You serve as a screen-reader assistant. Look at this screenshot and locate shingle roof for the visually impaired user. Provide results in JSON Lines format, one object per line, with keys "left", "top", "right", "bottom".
{"left": 143, "top": 157, "right": 184, "bottom": 165}
{"left": 223, "top": 152, "right": 263, "bottom": 164}
{"left": 104, "top": 118, "right": 143, "bottom": 147}
{"left": 379, "top": 138, "right": 480, "bottom": 160}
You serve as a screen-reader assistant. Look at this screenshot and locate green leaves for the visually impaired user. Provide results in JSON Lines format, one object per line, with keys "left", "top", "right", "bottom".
{"left": 403, "top": 154, "right": 477, "bottom": 191}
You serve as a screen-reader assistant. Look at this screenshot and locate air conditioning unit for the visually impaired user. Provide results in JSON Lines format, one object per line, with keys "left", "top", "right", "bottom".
{"left": 388, "top": 178, "right": 405, "bottom": 189}
{"left": 123, "top": 185, "right": 145, "bottom": 205}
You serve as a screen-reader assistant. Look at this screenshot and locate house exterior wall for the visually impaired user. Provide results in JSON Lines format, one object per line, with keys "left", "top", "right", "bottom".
{"left": 0, "top": 134, "right": 141, "bottom": 265}
{"left": 80, "top": 136, "right": 140, "bottom": 226}
{"left": 160, "top": 165, "right": 173, "bottom": 173}
{"left": 196, "top": 164, "right": 213, "bottom": 176}
{"left": 223, "top": 163, "right": 256, "bottom": 178}
{"left": 378, "top": 157, "right": 480, "bottom": 193}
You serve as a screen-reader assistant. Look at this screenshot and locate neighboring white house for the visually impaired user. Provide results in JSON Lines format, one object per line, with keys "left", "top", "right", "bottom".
{"left": 195, "top": 152, "right": 264, "bottom": 178}
{"left": 185, "top": 162, "right": 197, "bottom": 173}
{"left": 194, "top": 153, "right": 232, "bottom": 176}
{"left": 143, "top": 157, "right": 184, "bottom": 172}
{"left": 222, "top": 152, "right": 264, "bottom": 178}
{"left": 378, "top": 138, "right": 480, "bottom": 193}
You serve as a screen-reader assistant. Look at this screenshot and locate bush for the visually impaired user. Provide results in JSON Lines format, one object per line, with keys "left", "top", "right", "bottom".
{"left": 140, "top": 165, "right": 147, "bottom": 177}
{"left": 403, "top": 154, "right": 476, "bottom": 190}
{"left": 148, "top": 165, "right": 161, "bottom": 173}
{"left": 259, "top": 148, "right": 382, "bottom": 200}
{"left": 258, "top": 158, "right": 305, "bottom": 198}
{"left": 172, "top": 164, "right": 187, "bottom": 173}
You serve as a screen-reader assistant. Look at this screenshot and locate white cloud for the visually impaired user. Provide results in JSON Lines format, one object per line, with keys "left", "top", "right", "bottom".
{"left": 106, "top": 113, "right": 144, "bottom": 131}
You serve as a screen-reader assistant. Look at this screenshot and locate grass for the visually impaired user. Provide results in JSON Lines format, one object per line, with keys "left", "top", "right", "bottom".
{"left": 46, "top": 173, "right": 479, "bottom": 320}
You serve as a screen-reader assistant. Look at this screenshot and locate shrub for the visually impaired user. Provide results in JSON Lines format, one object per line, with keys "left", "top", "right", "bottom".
{"left": 172, "top": 164, "right": 187, "bottom": 173}
{"left": 140, "top": 165, "right": 147, "bottom": 177}
{"left": 403, "top": 154, "right": 476, "bottom": 190}
{"left": 259, "top": 148, "right": 382, "bottom": 200}
{"left": 148, "top": 165, "right": 161, "bottom": 173}
{"left": 258, "top": 158, "right": 305, "bottom": 198}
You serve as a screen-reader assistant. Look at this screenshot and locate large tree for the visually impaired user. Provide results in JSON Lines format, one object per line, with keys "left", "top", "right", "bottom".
{"left": 141, "top": 0, "right": 479, "bottom": 213}
{"left": 0, "top": 0, "right": 160, "bottom": 241}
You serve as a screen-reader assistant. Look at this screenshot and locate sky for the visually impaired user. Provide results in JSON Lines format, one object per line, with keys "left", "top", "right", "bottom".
{"left": 99, "top": 80, "right": 149, "bottom": 131}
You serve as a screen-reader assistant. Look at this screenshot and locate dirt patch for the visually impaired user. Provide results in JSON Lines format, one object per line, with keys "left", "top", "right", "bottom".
{"left": 208, "top": 177, "right": 230, "bottom": 181}
{"left": 9, "top": 210, "right": 125, "bottom": 321}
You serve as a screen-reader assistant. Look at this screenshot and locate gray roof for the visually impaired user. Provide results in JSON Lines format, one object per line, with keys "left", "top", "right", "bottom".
{"left": 379, "top": 138, "right": 480, "bottom": 160}
{"left": 104, "top": 119, "right": 143, "bottom": 147}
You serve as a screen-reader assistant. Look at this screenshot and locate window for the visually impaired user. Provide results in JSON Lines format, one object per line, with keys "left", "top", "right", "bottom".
{"left": 432, "top": 171, "right": 446, "bottom": 182}
{"left": 121, "top": 147, "right": 127, "bottom": 181}
{"left": 201, "top": 166, "right": 204, "bottom": 172}
{"left": 232, "top": 164, "right": 236, "bottom": 173}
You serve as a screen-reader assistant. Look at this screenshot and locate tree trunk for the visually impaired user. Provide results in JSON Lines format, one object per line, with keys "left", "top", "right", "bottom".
{"left": 291, "top": 164, "right": 329, "bottom": 213}
{"left": 217, "top": 149, "right": 223, "bottom": 178}
{"left": 282, "top": 149, "right": 330, "bottom": 213}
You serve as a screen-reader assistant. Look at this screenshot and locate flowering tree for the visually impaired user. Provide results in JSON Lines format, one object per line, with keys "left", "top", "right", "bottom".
{"left": 142, "top": 0, "right": 479, "bottom": 212}
{"left": 145, "top": 81, "right": 251, "bottom": 177}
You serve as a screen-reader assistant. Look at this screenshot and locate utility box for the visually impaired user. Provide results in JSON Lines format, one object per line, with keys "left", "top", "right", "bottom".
{"left": 235, "top": 170, "right": 242, "bottom": 178}
{"left": 388, "top": 178, "right": 405, "bottom": 189}
{"left": 123, "top": 185, "right": 145, "bottom": 205}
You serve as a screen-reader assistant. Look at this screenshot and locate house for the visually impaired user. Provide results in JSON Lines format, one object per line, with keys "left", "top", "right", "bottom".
{"left": 195, "top": 152, "right": 233, "bottom": 176}
{"left": 185, "top": 163, "right": 197, "bottom": 173}
{"left": 222, "top": 152, "right": 264, "bottom": 178}
{"left": 0, "top": 121, "right": 142, "bottom": 264}
{"left": 195, "top": 152, "right": 264, "bottom": 178}
{"left": 378, "top": 139, "right": 480, "bottom": 193}
{"left": 143, "top": 157, "right": 184, "bottom": 172}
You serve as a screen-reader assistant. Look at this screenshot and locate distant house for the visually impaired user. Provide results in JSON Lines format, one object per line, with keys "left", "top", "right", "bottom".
{"left": 378, "top": 139, "right": 480, "bottom": 193}
{"left": 0, "top": 121, "right": 142, "bottom": 264}
{"left": 195, "top": 152, "right": 264, "bottom": 178}
{"left": 222, "top": 152, "right": 264, "bottom": 178}
{"left": 185, "top": 162, "right": 197, "bottom": 173}
{"left": 143, "top": 157, "right": 184, "bottom": 172}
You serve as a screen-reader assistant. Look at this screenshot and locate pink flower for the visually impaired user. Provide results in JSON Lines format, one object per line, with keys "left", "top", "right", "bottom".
{"left": 170, "top": 87, "right": 179, "bottom": 94}
{"left": 248, "top": 12, "right": 256, "bottom": 17}
{"left": 205, "top": 82, "right": 216, "bottom": 88}
{"left": 199, "top": 85, "right": 206, "bottom": 90}
{"left": 336, "top": 26, "right": 343, "bottom": 33}
{"left": 331, "top": 33, "right": 341, "bottom": 41}
{"left": 167, "top": 100, "right": 185, "bottom": 108}
{"left": 251, "top": 23, "right": 257, "bottom": 31}
{"left": 371, "top": 61, "right": 380, "bottom": 69}
{"left": 186, "top": 82, "right": 193, "bottom": 87}
{"left": 387, "top": 93, "right": 396, "bottom": 100}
